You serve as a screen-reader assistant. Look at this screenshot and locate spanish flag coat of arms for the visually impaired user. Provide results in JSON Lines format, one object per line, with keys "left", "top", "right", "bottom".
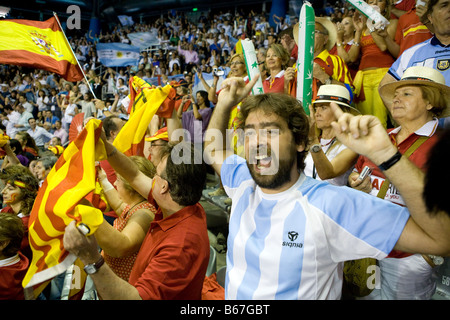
{"left": 0, "top": 16, "right": 83, "bottom": 82}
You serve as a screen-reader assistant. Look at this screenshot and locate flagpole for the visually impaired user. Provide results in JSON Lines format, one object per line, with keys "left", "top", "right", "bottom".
{"left": 53, "top": 12, "right": 98, "bottom": 100}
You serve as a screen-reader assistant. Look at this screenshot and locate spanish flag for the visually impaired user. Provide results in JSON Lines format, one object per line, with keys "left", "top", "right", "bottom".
{"left": 0, "top": 15, "right": 83, "bottom": 82}
{"left": 22, "top": 119, "right": 106, "bottom": 299}
{"left": 113, "top": 76, "right": 174, "bottom": 156}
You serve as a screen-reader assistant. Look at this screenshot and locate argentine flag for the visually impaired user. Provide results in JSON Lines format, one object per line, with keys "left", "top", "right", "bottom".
{"left": 118, "top": 15, "right": 134, "bottom": 26}
{"left": 96, "top": 43, "right": 140, "bottom": 67}
{"left": 127, "top": 32, "right": 159, "bottom": 50}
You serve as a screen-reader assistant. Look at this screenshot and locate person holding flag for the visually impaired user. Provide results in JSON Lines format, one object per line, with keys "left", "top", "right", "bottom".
{"left": 286, "top": 17, "right": 354, "bottom": 106}
{"left": 64, "top": 138, "right": 210, "bottom": 300}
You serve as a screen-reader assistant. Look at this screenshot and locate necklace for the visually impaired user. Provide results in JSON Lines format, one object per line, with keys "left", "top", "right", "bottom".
{"left": 320, "top": 137, "right": 335, "bottom": 147}
{"left": 128, "top": 200, "right": 146, "bottom": 213}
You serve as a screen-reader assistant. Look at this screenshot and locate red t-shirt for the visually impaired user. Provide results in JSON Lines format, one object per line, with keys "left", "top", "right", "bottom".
{"left": 359, "top": 33, "right": 395, "bottom": 70}
{"left": 263, "top": 71, "right": 285, "bottom": 94}
{"left": 0, "top": 252, "right": 29, "bottom": 300}
{"left": 129, "top": 202, "right": 210, "bottom": 300}
{"left": 395, "top": 8, "right": 432, "bottom": 56}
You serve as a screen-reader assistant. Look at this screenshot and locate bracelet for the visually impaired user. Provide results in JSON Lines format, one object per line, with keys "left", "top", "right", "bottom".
{"left": 107, "top": 147, "right": 117, "bottom": 158}
{"left": 353, "top": 42, "right": 360, "bottom": 46}
{"left": 336, "top": 43, "right": 342, "bottom": 47}
{"left": 378, "top": 151, "right": 402, "bottom": 171}
{"left": 100, "top": 178, "right": 114, "bottom": 192}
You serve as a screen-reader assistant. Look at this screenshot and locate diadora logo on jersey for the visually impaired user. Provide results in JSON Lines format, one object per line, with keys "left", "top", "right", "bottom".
{"left": 282, "top": 230, "right": 303, "bottom": 248}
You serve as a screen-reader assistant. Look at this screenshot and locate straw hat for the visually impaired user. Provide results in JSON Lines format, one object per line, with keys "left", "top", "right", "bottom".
{"left": 313, "top": 84, "right": 360, "bottom": 114}
{"left": 145, "top": 127, "right": 169, "bottom": 142}
{"left": 293, "top": 17, "right": 337, "bottom": 51}
{"left": 379, "top": 66, "right": 450, "bottom": 118}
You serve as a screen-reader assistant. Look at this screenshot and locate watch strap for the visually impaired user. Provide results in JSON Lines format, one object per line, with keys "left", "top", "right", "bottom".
{"left": 377, "top": 151, "right": 402, "bottom": 171}
{"left": 84, "top": 255, "right": 105, "bottom": 274}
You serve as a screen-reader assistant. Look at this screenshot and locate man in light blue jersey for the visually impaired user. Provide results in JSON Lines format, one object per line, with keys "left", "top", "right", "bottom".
{"left": 379, "top": 0, "right": 450, "bottom": 126}
{"left": 204, "top": 76, "right": 450, "bottom": 300}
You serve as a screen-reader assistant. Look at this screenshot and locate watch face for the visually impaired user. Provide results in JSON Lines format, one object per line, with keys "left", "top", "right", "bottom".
{"left": 84, "top": 264, "right": 96, "bottom": 274}
{"left": 312, "top": 145, "right": 321, "bottom": 153}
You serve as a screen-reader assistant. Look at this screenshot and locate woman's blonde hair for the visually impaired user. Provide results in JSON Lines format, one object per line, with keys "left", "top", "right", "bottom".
{"left": 117, "top": 156, "right": 155, "bottom": 193}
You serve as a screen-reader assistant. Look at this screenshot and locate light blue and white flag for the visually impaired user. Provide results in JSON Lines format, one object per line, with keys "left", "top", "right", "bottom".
{"left": 96, "top": 43, "right": 140, "bottom": 67}
{"left": 127, "top": 32, "right": 159, "bottom": 49}
{"left": 118, "top": 15, "right": 134, "bottom": 26}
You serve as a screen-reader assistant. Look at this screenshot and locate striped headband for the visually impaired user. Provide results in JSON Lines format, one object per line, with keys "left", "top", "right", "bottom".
{"left": 316, "top": 94, "right": 350, "bottom": 105}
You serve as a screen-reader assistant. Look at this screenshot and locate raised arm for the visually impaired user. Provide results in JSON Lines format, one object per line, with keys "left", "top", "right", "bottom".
{"left": 204, "top": 76, "right": 259, "bottom": 175}
{"left": 101, "top": 131, "right": 153, "bottom": 200}
{"left": 330, "top": 103, "right": 450, "bottom": 256}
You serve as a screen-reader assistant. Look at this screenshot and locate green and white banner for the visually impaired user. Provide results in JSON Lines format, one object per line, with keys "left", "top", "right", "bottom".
{"left": 345, "top": 0, "right": 389, "bottom": 28}
{"left": 241, "top": 39, "right": 265, "bottom": 95}
{"left": 296, "top": 1, "right": 315, "bottom": 115}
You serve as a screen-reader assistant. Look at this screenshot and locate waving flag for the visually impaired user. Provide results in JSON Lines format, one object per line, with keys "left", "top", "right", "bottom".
{"left": 127, "top": 32, "right": 159, "bottom": 50}
{"left": 345, "top": 0, "right": 389, "bottom": 29}
{"left": 118, "top": 15, "right": 134, "bottom": 26}
{"left": 0, "top": 16, "right": 83, "bottom": 82}
{"left": 96, "top": 43, "right": 140, "bottom": 67}
{"left": 22, "top": 119, "right": 107, "bottom": 299}
{"left": 113, "top": 77, "right": 174, "bottom": 156}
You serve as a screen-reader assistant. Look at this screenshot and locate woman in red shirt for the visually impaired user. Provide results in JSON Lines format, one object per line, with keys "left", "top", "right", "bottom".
{"left": 262, "top": 43, "right": 290, "bottom": 94}
{"left": 351, "top": 0, "right": 398, "bottom": 128}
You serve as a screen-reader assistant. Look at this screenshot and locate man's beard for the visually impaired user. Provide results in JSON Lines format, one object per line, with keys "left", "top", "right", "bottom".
{"left": 246, "top": 144, "right": 297, "bottom": 190}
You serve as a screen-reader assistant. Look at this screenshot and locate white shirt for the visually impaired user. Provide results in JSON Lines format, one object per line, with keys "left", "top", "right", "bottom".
{"left": 304, "top": 138, "right": 353, "bottom": 186}
{"left": 27, "top": 126, "right": 54, "bottom": 147}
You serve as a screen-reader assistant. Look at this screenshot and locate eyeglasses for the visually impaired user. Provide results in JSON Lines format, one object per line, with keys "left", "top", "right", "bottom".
{"left": 150, "top": 143, "right": 166, "bottom": 148}
{"left": 230, "top": 61, "right": 244, "bottom": 66}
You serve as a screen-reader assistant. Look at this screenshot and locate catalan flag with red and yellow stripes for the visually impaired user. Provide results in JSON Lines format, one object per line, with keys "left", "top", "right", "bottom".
{"left": 113, "top": 76, "right": 174, "bottom": 156}
{"left": 0, "top": 16, "right": 83, "bottom": 82}
{"left": 22, "top": 119, "right": 106, "bottom": 299}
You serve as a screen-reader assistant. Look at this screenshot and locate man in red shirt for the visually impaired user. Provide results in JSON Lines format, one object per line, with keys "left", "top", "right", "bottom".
{"left": 64, "top": 139, "right": 210, "bottom": 300}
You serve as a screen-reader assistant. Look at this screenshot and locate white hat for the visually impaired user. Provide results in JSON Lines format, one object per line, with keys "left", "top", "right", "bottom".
{"left": 313, "top": 84, "right": 360, "bottom": 114}
{"left": 293, "top": 17, "right": 337, "bottom": 51}
{"left": 379, "top": 66, "right": 450, "bottom": 118}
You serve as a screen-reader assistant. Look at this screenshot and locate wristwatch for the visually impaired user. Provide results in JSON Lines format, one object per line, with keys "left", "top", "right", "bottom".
{"left": 84, "top": 256, "right": 105, "bottom": 275}
{"left": 310, "top": 144, "right": 321, "bottom": 153}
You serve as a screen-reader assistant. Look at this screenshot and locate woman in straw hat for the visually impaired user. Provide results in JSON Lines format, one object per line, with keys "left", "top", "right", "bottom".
{"left": 351, "top": 0, "right": 398, "bottom": 128}
{"left": 304, "top": 84, "right": 360, "bottom": 186}
{"left": 349, "top": 66, "right": 449, "bottom": 300}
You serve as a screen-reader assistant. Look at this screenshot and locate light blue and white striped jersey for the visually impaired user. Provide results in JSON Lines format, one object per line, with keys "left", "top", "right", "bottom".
{"left": 221, "top": 155, "right": 410, "bottom": 300}
{"left": 388, "top": 36, "right": 450, "bottom": 85}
